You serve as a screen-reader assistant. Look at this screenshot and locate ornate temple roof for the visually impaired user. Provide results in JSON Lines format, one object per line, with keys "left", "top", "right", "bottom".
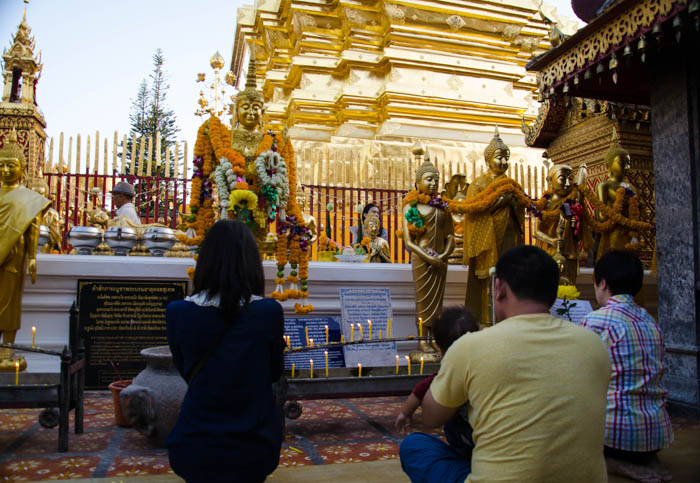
{"left": 527, "top": 0, "right": 696, "bottom": 106}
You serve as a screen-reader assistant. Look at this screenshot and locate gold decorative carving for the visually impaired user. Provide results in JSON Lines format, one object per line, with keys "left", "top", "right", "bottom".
{"left": 537, "top": 0, "right": 686, "bottom": 89}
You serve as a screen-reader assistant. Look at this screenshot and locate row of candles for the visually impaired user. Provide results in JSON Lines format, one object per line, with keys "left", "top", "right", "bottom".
{"left": 12, "top": 326, "right": 37, "bottom": 385}
{"left": 289, "top": 354, "right": 425, "bottom": 379}
{"left": 284, "top": 317, "right": 428, "bottom": 349}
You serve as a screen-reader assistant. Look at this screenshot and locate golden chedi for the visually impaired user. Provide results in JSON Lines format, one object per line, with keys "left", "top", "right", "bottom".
{"left": 534, "top": 165, "right": 592, "bottom": 286}
{"left": 402, "top": 146, "right": 454, "bottom": 362}
{"left": 29, "top": 179, "right": 61, "bottom": 254}
{"left": 0, "top": 130, "right": 50, "bottom": 371}
{"left": 462, "top": 127, "right": 526, "bottom": 325}
{"left": 362, "top": 212, "right": 391, "bottom": 263}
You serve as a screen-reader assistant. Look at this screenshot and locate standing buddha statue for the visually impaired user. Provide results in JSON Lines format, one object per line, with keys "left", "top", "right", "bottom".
{"left": 30, "top": 179, "right": 62, "bottom": 253}
{"left": 534, "top": 165, "right": 592, "bottom": 285}
{"left": 591, "top": 128, "right": 647, "bottom": 260}
{"left": 0, "top": 129, "right": 50, "bottom": 371}
{"left": 462, "top": 127, "right": 526, "bottom": 325}
{"left": 402, "top": 146, "right": 454, "bottom": 362}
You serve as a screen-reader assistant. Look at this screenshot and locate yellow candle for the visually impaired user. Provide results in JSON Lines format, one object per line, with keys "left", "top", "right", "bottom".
{"left": 309, "top": 359, "right": 314, "bottom": 379}
{"left": 395, "top": 355, "right": 399, "bottom": 375}
{"left": 350, "top": 324, "right": 355, "bottom": 342}
{"left": 368, "top": 320, "right": 372, "bottom": 340}
{"left": 420, "top": 356, "right": 424, "bottom": 375}
{"left": 419, "top": 317, "right": 423, "bottom": 338}
{"left": 15, "top": 361, "right": 19, "bottom": 385}
{"left": 324, "top": 351, "right": 329, "bottom": 378}
{"left": 379, "top": 329, "right": 383, "bottom": 339}
{"left": 291, "top": 363, "right": 295, "bottom": 379}
{"left": 359, "top": 324, "right": 364, "bottom": 340}
{"left": 405, "top": 356, "right": 411, "bottom": 375}
{"left": 309, "top": 338, "right": 314, "bottom": 347}
{"left": 388, "top": 318, "right": 393, "bottom": 338}
{"left": 358, "top": 363, "right": 362, "bottom": 378}
{"left": 32, "top": 326, "right": 36, "bottom": 348}
{"left": 325, "top": 325, "right": 329, "bottom": 345}
{"left": 341, "top": 334, "right": 345, "bottom": 343}
{"left": 305, "top": 326, "right": 309, "bottom": 346}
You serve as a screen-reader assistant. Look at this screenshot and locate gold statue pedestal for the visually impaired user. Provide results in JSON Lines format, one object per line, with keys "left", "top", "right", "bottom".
{"left": 0, "top": 348, "right": 27, "bottom": 372}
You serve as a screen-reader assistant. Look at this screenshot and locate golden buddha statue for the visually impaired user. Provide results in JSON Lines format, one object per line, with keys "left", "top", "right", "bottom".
{"left": 402, "top": 147, "right": 454, "bottom": 362}
{"left": 534, "top": 165, "right": 592, "bottom": 286}
{"left": 296, "top": 184, "right": 317, "bottom": 244}
{"left": 442, "top": 174, "right": 468, "bottom": 264}
{"left": 30, "top": 179, "right": 62, "bottom": 254}
{"left": 0, "top": 130, "right": 50, "bottom": 371}
{"left": 463, "top": 127, "right": 525, "bottom": 325}
{"left": 363, "top": 212, "right": 391, "bottom": 263}
{"left": 595, "top": 128, "right": 638, "bottom": 260}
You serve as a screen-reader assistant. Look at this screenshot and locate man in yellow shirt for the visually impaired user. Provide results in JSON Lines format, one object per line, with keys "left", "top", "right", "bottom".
{"left": 399, "top": 245, "right": 611, "bottom": 482}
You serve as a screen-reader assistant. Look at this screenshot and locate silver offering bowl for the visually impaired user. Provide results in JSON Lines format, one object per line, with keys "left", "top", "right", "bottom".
{"left": 143, "top": 227, "right": 177, "bottom": 257}
{"left": 67, "top": 226, "right": 103, "bottom": 255}
{"left": 38, "top": 225, "right": 50, "bottom": 251}
{"left": 104, "top": 226, "right": 138, "bottom": 256}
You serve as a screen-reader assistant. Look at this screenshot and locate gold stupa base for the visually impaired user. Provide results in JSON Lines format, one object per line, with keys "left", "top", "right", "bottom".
{"left": 0, "top": 353, "right": 27, "bottom": 372}
{"left": 93, "top": 242, "right": 113, "bottom": 256}
{"left": 166, "top": 241, "right": 195, "bottom": 258}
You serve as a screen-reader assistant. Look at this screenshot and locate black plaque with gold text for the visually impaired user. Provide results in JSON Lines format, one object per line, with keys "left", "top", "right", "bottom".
{"left": 77, "top": 279, "right": 186, "bottom": 389}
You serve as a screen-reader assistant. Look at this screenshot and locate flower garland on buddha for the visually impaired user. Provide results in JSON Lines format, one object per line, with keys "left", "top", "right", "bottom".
{"left": 179, "top": 53, "right": 313, "bottom": 314}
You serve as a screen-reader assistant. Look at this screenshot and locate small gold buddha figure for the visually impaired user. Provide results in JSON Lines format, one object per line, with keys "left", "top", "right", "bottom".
{"left": 443, "top": 174, "right": 468, "bottom": 264}
{"left": 463, "top": 127, "right": 525, "bottom": 325}
{"left": 402, "top": 147, "right": 454, "bottom": 362}
{"left": 363, "top": 212, "right": 391, "bottom": 263}
{"left": 30, "top": 179, "right": 62, "bottom": 253}
{"left": 296, "top": 184, "right": 317, "bottom": 244}
{"left": 0, "top": 129, "right": 50, "bottom": 371}
{"left": 534, "top": 165, "right": 591, "bottom": 286}
{"left": 595, "top": 127, "right": 638, "bottom": 260}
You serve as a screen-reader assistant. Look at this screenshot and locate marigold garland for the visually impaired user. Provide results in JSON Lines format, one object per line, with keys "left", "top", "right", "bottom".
{"left": 180, "top": 116, "right": 312, "bottom": 314}
{"left": 444, "top": 178, "right": 532, "bottom": 214}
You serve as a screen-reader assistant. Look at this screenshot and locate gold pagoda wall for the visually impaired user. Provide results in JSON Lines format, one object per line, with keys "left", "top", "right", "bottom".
{"left": 230, "top": 0, "right": 574, "bottom": 188}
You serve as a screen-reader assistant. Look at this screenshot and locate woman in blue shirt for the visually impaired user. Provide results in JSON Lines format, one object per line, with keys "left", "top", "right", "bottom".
{"left": 166, "top": 220, "right": 284, "bottom": 482}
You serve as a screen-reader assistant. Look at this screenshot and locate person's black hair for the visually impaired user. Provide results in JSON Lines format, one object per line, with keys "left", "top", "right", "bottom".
{"left": 433, "top": 306, "right": 479, "bottom": 353}
{"left": 495, "top": 245, "right": 559, "bottom": 307}
{"left": 362, "top": 203, "right": 379, "bottom": 221}
{"left": 594, "top": 250, "right": 643, "bottom": 296}
{"left": 192, "top": 220, "right": 265, "bottom": 320}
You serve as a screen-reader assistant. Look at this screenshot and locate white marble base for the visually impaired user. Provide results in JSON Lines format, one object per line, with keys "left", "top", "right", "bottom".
{"left": 17, "top": 255, "right": 469, "bottom": 373}
{"left": 17, "top": 254, "right": 657, "bottom": 374}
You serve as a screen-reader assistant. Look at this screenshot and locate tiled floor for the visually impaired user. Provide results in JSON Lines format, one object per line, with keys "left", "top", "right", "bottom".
{"left": 0, "top": 392, "right": 415, "bottom": 480}
{"left": 1, "top": 392, "right": 698, "bottom": 482}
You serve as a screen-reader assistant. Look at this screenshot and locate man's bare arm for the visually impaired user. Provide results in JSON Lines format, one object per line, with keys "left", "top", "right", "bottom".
{"left": 421, "top": 388, "right": 459, "bottom": 428}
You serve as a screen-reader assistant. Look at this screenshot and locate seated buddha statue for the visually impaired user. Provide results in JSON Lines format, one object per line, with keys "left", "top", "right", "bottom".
{"left": 595, "top": 128, "right": 639, "bottom": 260}
{"left": 442, "top": 173, "right": 468, "bottom": 265}
{"left": 534, "top": 165, "right": 592, "bottom": 286}
{"left": 0, "top": 129, "right": 50, "bottom": 370}
{"left": 363, "top": 212, "right": 391, "bottom": 263}
{"left": 296, "top": 184, "right": 317, "bottom": 244}
{"left": 402, "top": 147, "right": 454, "bottom": 361}
{"left": 463, "top": 127, "right": 525, "bottom": 325}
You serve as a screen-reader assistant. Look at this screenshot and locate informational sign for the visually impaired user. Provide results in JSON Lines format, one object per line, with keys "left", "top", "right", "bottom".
{"left": 283, "top": 316, "right": 345, "bottom": 370}
{"left": 77, "top": 279, "right": 186, "bottom": 389}
{"left": 550, "top": 298, "right": 594, "bottom": 325}
{"left": 339, "top": 287, "right": 396, "bottom": 367}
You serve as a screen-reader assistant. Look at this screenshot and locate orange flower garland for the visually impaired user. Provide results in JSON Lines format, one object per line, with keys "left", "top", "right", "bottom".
{"left": 445, "top": 178, "right": 531, "bottom": 214}
{"left": 180, "top": 116, "right": 313, "bottom": 314}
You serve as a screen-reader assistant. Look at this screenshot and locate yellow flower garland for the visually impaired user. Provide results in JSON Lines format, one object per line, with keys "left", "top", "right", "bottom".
{"left": 445, "top": 178, "right": 531, "bottom": 214}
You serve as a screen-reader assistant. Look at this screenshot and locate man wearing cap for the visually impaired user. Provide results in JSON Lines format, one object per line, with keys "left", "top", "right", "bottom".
{"left": 112, "top": 181, "right": 141, "bottom": 225}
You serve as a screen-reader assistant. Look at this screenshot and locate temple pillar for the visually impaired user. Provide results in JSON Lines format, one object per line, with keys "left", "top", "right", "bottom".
{"left": 650, "top": 42, "right": 700, "bottom": 417}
